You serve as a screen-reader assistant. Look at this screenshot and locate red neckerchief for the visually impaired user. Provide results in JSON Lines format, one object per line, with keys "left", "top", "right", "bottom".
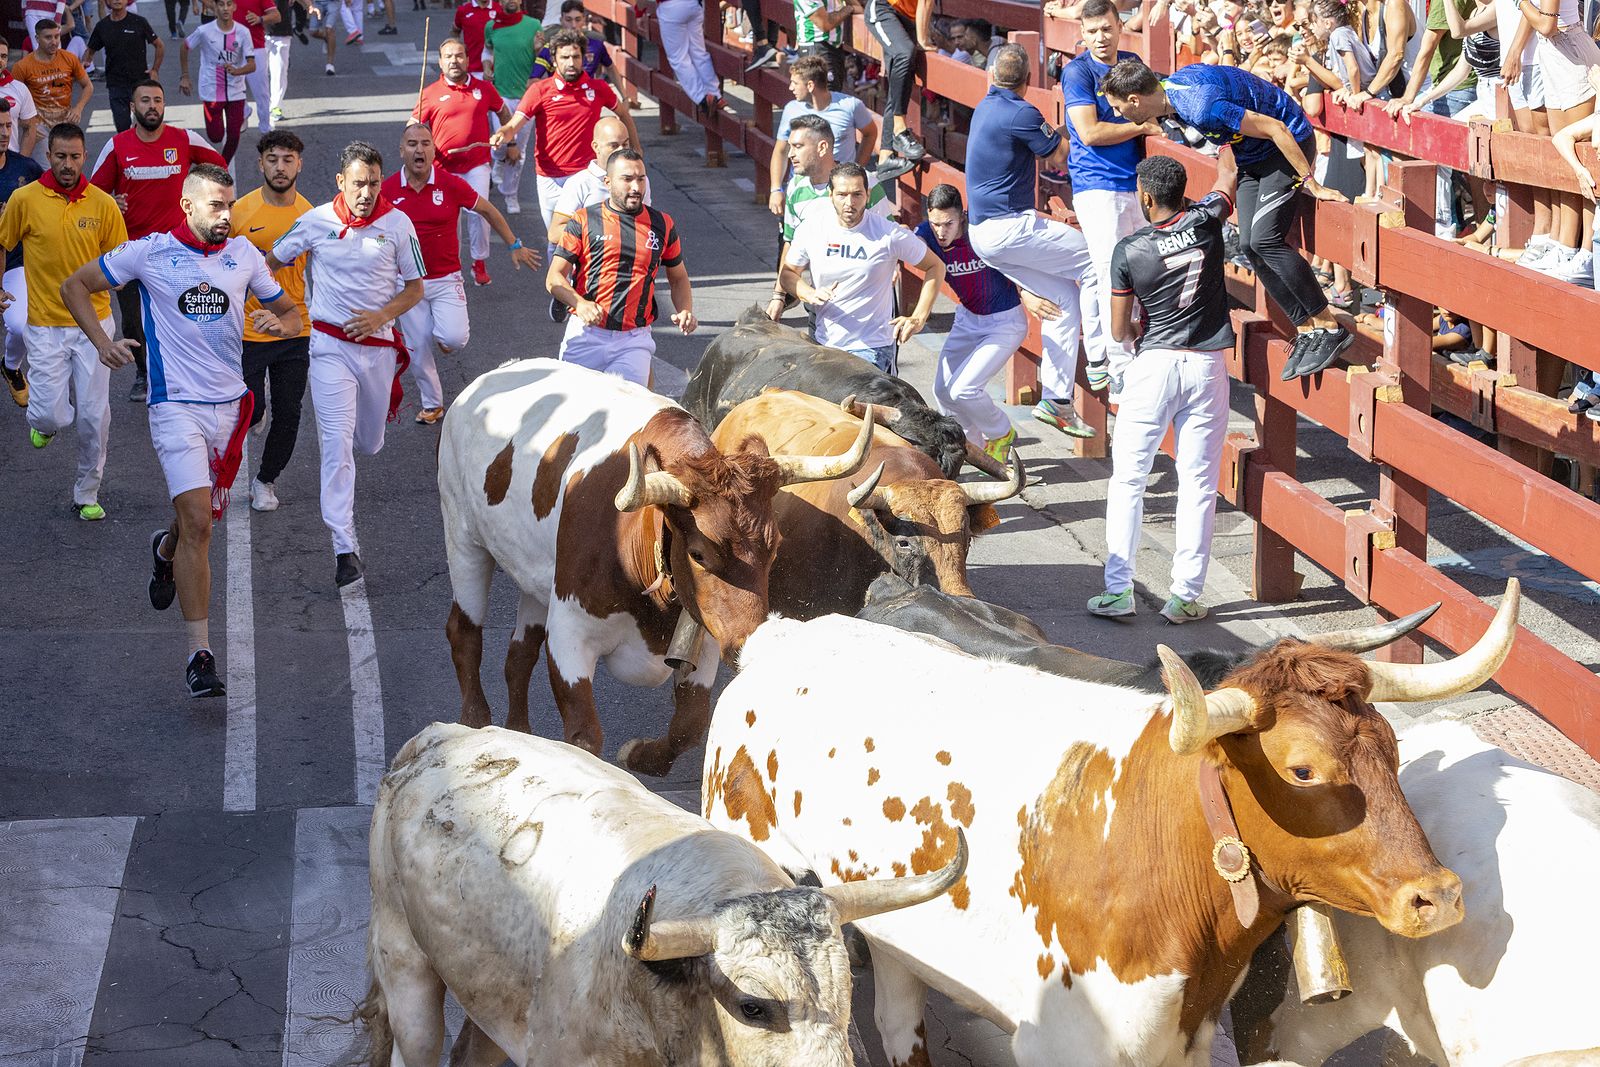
{"left": 0, "top": 70, "right": 13, "bottom": 87}
{"left": 171, "top": 223, "right": 227, "bottom": 255}
{"left": 332, "top": 194, "right": 395, "bottom": 237}
{"left": 492, "top": 10, "right": 522, "bottom": 26}
{"left": 40, "top": 169, "right": 87, "bottom": 202}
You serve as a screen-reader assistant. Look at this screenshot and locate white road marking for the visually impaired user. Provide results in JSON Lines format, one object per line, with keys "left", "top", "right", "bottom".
{"left": 224, "top": 440, "right": 258, "bottom": 813}
{"left": 732, "top": 176, "right": 755, "bottom": 193}
{"left": 0, "top": 817, "right": 137, "bottom": 1067}
{"left": 340, "top": 581, "right": 387, "bottom": 806}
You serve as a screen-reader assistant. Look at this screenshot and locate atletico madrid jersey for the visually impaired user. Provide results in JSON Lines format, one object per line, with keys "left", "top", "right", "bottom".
{"left": 383, "top": 166, "right": 481, "bottom": 279}
{"left": 90, "top": 125, "right": 227, "bottom": 239}
{"left": 99, "top": 231, "right": 284, "bottom": 405}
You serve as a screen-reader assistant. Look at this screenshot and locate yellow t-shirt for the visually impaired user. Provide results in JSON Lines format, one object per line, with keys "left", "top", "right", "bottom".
{"left": 0, "top": 179, "right": 127, "bottom": 325}
{"left": 231, "top": 188, "right": 312, "bottom": 343}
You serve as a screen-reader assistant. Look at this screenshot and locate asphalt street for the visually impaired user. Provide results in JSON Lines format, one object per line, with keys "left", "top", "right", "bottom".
{"left": 0, "top": 15, "right": 1594, "bottom": 1067}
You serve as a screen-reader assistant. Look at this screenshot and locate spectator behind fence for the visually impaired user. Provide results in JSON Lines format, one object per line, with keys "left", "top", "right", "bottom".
{"left": 791, "top": 0, "right": 860, "bottom": 91}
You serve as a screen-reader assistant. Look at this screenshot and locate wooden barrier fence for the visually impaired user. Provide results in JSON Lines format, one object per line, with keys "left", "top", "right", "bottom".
{"left": 582, "top": 0, "right": 1600, "bottom": 757}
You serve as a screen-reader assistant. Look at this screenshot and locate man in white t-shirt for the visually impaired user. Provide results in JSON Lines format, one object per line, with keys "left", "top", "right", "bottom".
{"left": 0, "top": 41, "right": 42, "bottom": 157}
{"left": 780, "top": 161, "right": 944, "bottom": 373}
{"left": 60, "top": 162, "right": 302, "bottom": 697}
{"left": 547, "top": 114, "right": 650, "bottom": 232}
{"left": 267, "top": 140, "right": 424, "bottom": 588}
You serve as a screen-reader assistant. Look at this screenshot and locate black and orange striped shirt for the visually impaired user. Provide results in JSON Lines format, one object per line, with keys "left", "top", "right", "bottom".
{"left": 554, "top": 202, "right": 684, "bottom": 332}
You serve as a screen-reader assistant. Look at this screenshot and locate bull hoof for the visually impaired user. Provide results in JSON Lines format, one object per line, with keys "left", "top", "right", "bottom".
{"left": 618, "top": 737, "right": 673, "bottom": 777}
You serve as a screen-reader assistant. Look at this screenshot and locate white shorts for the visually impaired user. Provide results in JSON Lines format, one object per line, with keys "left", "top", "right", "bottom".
{"left": 149, "top": 398, "right": 244, "bottom": 499}
{"left": 1507, "top": 63, "right": 1546, "bottom": 111}
{"left": 1535, "top": 27, "right": 1600, "bottom": 111}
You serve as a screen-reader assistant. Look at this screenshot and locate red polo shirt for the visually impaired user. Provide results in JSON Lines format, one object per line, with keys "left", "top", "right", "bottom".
{"left": 382, "top": 166, "right": 481, "bottom": 278}
{"left": 234, "top": 0, "right": 272, "bottom": 49}
{"left": 515, "top": 73, "right": 619, "bottom": 178}
{"left": 414, "top": 75, "right": 504, "bottom": 175}
{"left": 453, "top": 0, "right": 502, "bottom": 72}
{"left": 88, "top": 125, "right": 227, "bottom": 239}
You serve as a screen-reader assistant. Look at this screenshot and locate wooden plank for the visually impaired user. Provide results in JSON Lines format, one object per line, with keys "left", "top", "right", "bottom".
{"left": 1314, "top": 99, "right": 1470, "bottom": 172}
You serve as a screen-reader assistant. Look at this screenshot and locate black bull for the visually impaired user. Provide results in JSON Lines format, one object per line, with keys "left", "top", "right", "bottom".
{"left": 682, "top": 307, "right": 971, "bottom": 479}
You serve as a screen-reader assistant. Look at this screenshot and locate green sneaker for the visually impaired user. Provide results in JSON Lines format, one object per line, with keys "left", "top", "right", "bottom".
{"left": 1160, "top": 596, "right": 1207, "bottom": 624}
{"left": 1088, "top": 588, "right": 1135, "bottom": 617}
{"left": 983, "top": 426, "right": 1017, "bottom": 465}
{"left": 73, "top": 502, "right": 106, "bottom": 521}
{"left": 29, "top": 428, "right": 52, "bottom": 449}
{"left": 1033, "top": 398, "right": 1097, "bottom": 439}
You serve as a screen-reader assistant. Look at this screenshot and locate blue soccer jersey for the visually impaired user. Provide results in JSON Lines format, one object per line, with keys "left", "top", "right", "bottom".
{"left": 1060, "top": 49, "right": 1142, "bottom": 194}
{"left": 1161, "top": 64, "right": 1312, "bottom": 167}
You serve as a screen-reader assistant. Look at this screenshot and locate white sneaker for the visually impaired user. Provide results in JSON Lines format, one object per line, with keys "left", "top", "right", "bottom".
{"left": 504, "top": 195, "right": 521, "bottom": 215}
{"left": 1516, "top": 236, "right": 1557, "bottom": 268}
{"left": 1533, "top": 244, "right": 1576, "bottom": 278}
{"left": 1552, "top": 247, "right": 1594, "bottom": 286}
{"left": 250, "top": 479, "right": 280, "bottom": 512}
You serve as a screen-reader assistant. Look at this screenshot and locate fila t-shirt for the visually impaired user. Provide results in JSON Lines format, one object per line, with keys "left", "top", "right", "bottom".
{"left": 90, "top": 125, "right": 227, "bottom": 239}
{"left": 781, "top": 170, "right": 889, "bottom": 242}
{"left": 185, "top": 21, "right": 250, "bottom": 103}
{"left": 271, "top": 203, "right": 425, "bottom": 343}
{"left": 382, "top": 166, "right": 481, "bottom": 278}
{"left": 515, "top": 73, "right": 619, "bottom": 177}
{"left": 99, "top": 231, "right": 284, "bottom": 404}
{"left": 786, "top": 212, "right": 927, "bottom": 351}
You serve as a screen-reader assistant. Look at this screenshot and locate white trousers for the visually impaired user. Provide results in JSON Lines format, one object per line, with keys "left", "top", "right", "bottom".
{"left": 3, "top": 266, "right": 27, "bottom": 370}
{"left": 26, "top": 318, "right": 112, "bottom": 505}
{"left": 1073, "top": 187, "right": 1142, "bottom": 373}
{"left": 397, "top": 273, "right": 470, "bottom": 410}
{"left": 657, "top": 0, "right": 719, "bottom": 104}
{"left": 558, "top": 317, "right": 653, "bottom": 385}
{"left": 969, "top": 210, "right": 1095, "bottom": 403}
{"left": 932, "top": 304, "right": 1027, "bottom": 442}
{"left": 247, "top": 46, "right": 271, "bottom": 131}
{"left": 267, "top": 36, "right": 292, "bottom": 113}
{"left": 309, "top": 333, "right": 395, "bottom": 555}
{"left": 491, "top": 115, "right": 532, "bottom": 201}
{"left": 536, "top": 170, "right": 573, "bottom": 239}
{"left": 340, "top": 0, "right": 363, "bottom": 37}
{"left": 458, "top": 163, "right": 491, "bottom": 264}
{"left": 1103, "top": 347, "right": 1230, "bottom": 602}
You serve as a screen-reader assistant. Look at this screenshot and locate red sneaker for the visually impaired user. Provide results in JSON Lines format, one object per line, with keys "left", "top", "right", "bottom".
{"left": 471, "top": 259, "right": 490, "bottom": 286}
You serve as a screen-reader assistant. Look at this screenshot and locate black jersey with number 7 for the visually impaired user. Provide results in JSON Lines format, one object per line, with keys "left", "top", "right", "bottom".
{"left": 1109, "top": 192, "right": 1238, "bottom": 354}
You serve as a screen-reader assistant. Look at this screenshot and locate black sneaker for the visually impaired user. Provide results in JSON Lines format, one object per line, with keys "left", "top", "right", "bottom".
{"left": 295, "top": 26, "right": 310, "bottom": 42}
{"left": 378, "top": 23, "right": 397, "bottom": 33}
{"left": 874, "top": 155, "right": 918, "bottom": 182}
{"left": 744, "top": 43, "right": 779, "bottom": 72}
{"left": 890, "top": 130, "right": 925, "bottom": 161}
{"left": 149, "top": 529, "right": 176, "bottom": 610}
{"left": 128, "top": 375, "right": 148, "bottom": 402}
{"left": 1296, "top": 326, "right": 1354, "bottom": 379}
{"left": 1280, "top": 329, "right": 1323, "bottom": 380}
{"left": 186, "top": 649, "right": 226, "bottom": 698}
{"left": 335, "top": 551, "right": 364, "bottom": 587}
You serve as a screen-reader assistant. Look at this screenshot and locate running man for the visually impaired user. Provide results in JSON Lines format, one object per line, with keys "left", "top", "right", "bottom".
{"left": 413, "top": 37, "right": 512, "bottom": 286}
{"left": 453, "top": 0, "right": 501, "bottom": 73}
{"left": 547, "top": 148, "right": 693, "bottom": 385}
{"left": 61, "top": 162, "right": 302, "bottom": 695}
{"left": 548, "top": 114, "right": 650, "bottom": 232}
{"left": 493, "top": 27, "right": 640, "bottom": 238}
{"left": 0, "top": 40, "right": 44, "bottom": 158}
{"left": 385, "top": 122, "right": 537, "bottom": 423}
{"left": 915, "top": 184, "right": 1037, "bottom": 463}
{"left": 180, "top": 0, "right": 256, "bottom": 163}
{"left": 266, "top": 140, "right": 424, "bottom": 588}
{"left": 484, "top": 0, "right": 540, "bottom": 213}
{"left": 1100, "top": 59, "right": 1354, "bottom": 377}
{"left": 230, "top": 0, "right": 279, "bottom": 134}
{"left": 0, "top": 122, "right": 127, "bottom": 520}
{"left": 965, "top": 43, "right": 1098, "bottom": 438}
{"left": 0, "top": 103, "right": 43, "bottom": 408}
{"left": 1089, "top": 154, "right": 1236, "bottom": 624}
{"left": 12, "top": 20, "right": 93, "bottom": 164}
{"left": 782, "top": 161, "right": 945, "bottom": 374}
{"left": 91, "top": 78, "right": 227, "bottom": 402}
{"left": 231, "top": 129, "right": 311, "bottom": 512}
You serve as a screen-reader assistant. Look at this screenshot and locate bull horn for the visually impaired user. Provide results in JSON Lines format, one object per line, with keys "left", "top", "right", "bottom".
{"left": 772, "top": 405, "right": 874, "bottom": 485}
{"left": 960, "top": 450, "right": 1024, "bottom": 505}
{"left": 614, "top": 443, "right": 695, "bottom": 512}
{"left": 623, "top": 884, "right": 719, "bottom": 962}
{"left": 1366, "top": 579, "right": 1520, "bottom": 703}
{"left": 1311, "top": 602, "right": 1440, "bottom": 653}
{"left": 844, "top": 396, "right": 905, "bottom": 426}
{"left": 821, "top": 828, "right": 969, "bottom": 926}
{"left": 846, "top": 462, "right": 887, "bottom": 510}
{"left": 1161, "top": 645, "right": 1260, "bottom": 756}
{"left": 961, "top": 441, "right": 1013, "bottom": 480}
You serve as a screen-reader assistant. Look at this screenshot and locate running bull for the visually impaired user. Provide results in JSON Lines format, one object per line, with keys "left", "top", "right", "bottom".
{"left": 359, "top": 722, "right": 968, "bottom": 1067}
{"left": 683, "top": 307, "right": 1004, "bottom": 479}
{"left": 437, "top": 359, "right": 873, "bottom": 777}
{"left": 710, "top": 391, "right": 1022, "bottom": 618}
{"left": 703, "top": 582, "right": 1521, "bottom": 1067}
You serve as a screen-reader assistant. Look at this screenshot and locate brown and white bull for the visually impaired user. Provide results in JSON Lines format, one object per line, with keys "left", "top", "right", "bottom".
{"left": 703, "top": 585, "right": 1521, "bottom": 1067}
{"left": 711, "top": 390, "right": 1022, "bottom": 619}
{"left": 359, "top": 722, "right": 968, "bottom": 1067}
{"left": 437, "top": 360, "right": 872, "bottom": 776}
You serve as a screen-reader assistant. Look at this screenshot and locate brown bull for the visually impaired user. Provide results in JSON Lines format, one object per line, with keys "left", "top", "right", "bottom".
{"left": 711, "top": 390, "right": 1022, "bottom": 619}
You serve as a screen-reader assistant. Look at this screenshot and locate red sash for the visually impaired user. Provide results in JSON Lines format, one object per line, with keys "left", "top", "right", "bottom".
{"left": 208, "top": 391, "right": 256, "bottom": 519}
{"left": 312, "top": 320, "right": 412, "bottom": 423}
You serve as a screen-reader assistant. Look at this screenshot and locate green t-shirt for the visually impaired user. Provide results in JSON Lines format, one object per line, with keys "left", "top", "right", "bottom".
{"left": 795, "top": 0, "right": 843, "bottom": 46}
{"left": 486, "top": 15, "right": 542, "bottom": 100}
{"left": 783, "top": 172, "right": 890, "bottom": 242}
{"left": 1426, "top": 0, "right": 1475, "bottom": 91}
